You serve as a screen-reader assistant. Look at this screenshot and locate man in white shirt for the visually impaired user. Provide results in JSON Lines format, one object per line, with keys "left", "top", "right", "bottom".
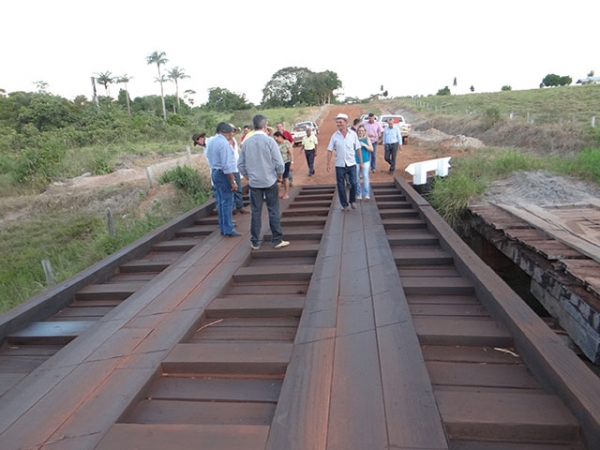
{"left": 326, "top": 113, "right": 363, "bottom": 211}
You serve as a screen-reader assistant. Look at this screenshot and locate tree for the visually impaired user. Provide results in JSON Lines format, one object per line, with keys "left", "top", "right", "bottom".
{"left": 95, "top": 71, "right": 114, "bottom": 97}
{"left": 33, "top": 81, "right": 49, "bottom": 93}
{"left": 146, "top": 51, "right": 168, "bottom": 121}
{"left": 167, "top": 67, "right": 189, "bottom": 111}
{"left": 261, "top": 67, "right": 341, "bottom": 107}
{"left": 470, "top": 85, "right": 475, "bottom": 92}
{"left": 205, "top": 87, "right": 251, "bottom": 111}
{"left": 540, "top": 73, "right": 572, "bottom": 88}
{"left": 436, "top": 86, "right": 451, "bottom": 96}
{"left": 116, "top": 74, "right": 133, "bottom": 115}
{"left": 183, "top": 89, "right": 196, "bottom": 106}
{"left": 588, "top": 70, "right": 595, "bottom": 77}
{"left": 453, "top": 77, "right": 457, "bottom": 87}
{"left": 501, "top": 85, "right": 512, "bottom": 91}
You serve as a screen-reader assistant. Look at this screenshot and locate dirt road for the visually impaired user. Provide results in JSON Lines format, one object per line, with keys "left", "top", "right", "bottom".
{"left": 288, "top": 105, "right": 446, "bottom": 187}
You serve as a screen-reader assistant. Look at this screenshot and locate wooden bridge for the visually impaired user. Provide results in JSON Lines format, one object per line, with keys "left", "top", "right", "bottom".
{"left": 0, "top": 177, "right": 599, "bottom": 449}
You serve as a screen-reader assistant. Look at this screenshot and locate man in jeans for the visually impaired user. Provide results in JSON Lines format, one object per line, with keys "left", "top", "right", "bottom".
{"left": 205, "top": 122, "right": 241, "bottom": 237}
{"left": 238, "top": 114, "right": 290, "bottom": 250}
{"left": 363, "top": 113, "right": 383, "bottom": 173}
{"left": 326, "top": 113, "right": 362, "bottom": 211}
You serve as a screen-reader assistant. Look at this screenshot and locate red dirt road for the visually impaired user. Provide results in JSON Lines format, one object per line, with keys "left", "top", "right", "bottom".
{"left": 288, "top": 105, "right": 446, "bottom": 187}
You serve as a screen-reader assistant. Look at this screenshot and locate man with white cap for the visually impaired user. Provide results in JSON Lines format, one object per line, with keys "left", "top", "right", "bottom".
{"left": 326, "top": 112, "right": 363, "bottom": 210}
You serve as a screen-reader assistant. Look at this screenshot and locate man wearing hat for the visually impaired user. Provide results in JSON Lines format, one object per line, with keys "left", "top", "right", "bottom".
{"left": 326, "top": 113, "right": 363, "bottom": 210}
{"left": 205, "top": 122, "right": 241, "bottom": 237}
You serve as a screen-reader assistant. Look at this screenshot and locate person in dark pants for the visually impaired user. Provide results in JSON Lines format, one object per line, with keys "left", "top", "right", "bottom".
{"left": 301, "top": 126, "right": 318, "bottom": 176}
{"left": 238, "top": 114, "right": 290, "bottom": 251}
{"left": 205, "top": 122, "right": 241, "bottom": 237}
{"left": 326, "top": 113, "right": 362, "bottom": 211}
{"left": 383, "top": 118, "right": 402, "bottom": 175}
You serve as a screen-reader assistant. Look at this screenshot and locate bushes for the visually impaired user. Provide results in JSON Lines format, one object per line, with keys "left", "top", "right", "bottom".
{"left": 159, "top": 165, "right": 211, "bottom": 202}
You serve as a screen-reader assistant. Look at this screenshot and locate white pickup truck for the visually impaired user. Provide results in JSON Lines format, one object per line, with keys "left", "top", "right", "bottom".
{"left": 379, "top": 114, "right": 412, "bottom": 143}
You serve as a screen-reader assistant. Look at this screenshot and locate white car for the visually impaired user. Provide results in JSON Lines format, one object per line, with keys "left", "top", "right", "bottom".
{"left": 360, "top": 114, "right": 379, "bottom": 123}
{"left": 295, "top": 121, "right": 318, "bottom": 135}
{"left": 379, "top": 114, "right": 412, "bottom": 139}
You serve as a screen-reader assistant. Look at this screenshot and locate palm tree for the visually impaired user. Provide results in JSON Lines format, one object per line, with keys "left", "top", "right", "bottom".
{"left": 95, "top": 71, "right": 114, "bottom": 97}
{"left": 168, "top": 66, "right": 190, "bottom": 111}
{"left": 146, "top": 51, "right": 168, "bottom": 121}
{"left": 117, "top": 74, "right": 133, "bottom": 116}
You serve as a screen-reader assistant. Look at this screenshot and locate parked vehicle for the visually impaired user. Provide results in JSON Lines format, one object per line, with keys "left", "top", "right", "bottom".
{"left": 379, "top": 114, "right": 412, "bottom": 142}
{"left": 291, "top": 121, "right": 318, "bottom": 145}
{"left": 295, "top": 121, "right": 318, "bottom": 135}
{"left": 360, "top": 114, "right": 379, "bottom": 122}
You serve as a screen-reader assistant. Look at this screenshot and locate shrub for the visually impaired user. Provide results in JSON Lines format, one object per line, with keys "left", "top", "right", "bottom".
{"left": 159, "top": 165, "right": 211, "bottom": 200}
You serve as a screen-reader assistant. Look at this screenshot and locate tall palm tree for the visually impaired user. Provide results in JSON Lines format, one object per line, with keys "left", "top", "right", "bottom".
{"left": 146, "top": 51, "right": 168, "bottom": 121}
{"left": 95, "top": 71, "right": 114, "bottom": 97}
{"left": 168, "top": 66, "right": 190, "bottom": 111}
{"left": 117, "top": 74, "right": 133, "bottom": 116}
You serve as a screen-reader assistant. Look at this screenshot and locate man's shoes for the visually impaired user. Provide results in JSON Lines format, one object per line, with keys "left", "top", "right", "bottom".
{"left": 226, "top": 230, "right": 242, "bottom": 237}
{"left": 342, "top": 205, "right": 348, "bottom": 211}
{"left": 356, "top": 195, "right": 362, "bottom": 200}
{"left": 364, "top": 196, "right": 370, "bottom": 200}
{"left": 251, "top": 243, "right": 260, "bottom": 250}
{"left": 237, "top": 208, "right": 249, "bottom": 214}
{"left": 351, "top": 203, "right": 357, "bottom": 209}
{"left": 273, "top": 241, "right": 290, "bottom": 249}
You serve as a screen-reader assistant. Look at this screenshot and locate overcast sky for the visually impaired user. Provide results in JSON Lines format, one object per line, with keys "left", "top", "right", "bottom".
{"left": 2, "top": 0, "right": 598, "bottom": 105}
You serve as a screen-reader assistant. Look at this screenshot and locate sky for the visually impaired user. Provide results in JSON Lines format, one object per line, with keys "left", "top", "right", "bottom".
{"left": 1, "top": 0, "right": 598, "bottom": 105}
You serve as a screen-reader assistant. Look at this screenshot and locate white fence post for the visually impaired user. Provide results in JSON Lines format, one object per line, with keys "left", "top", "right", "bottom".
{"left": 592, "top": 116, "right": 596, "bottom": 127}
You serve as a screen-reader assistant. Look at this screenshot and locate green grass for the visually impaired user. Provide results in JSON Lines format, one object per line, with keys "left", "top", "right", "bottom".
{"left": 427, "top": 147, "right": 600, "bottom": 226}
{"left": 0, "top": 183, "right": 208, "bottom": 314}
{"left": 402, "top": 84, "right": 600, "bottom": 127}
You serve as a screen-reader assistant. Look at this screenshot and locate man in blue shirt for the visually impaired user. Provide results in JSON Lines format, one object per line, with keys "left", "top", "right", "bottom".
{"left": 326, "top": 113, "right": 363, "bottom": 211}
{"left": 206, "top": 122, "right": 241, "bottom": 237}
{"left": 382, "top": 118, "right": 402, "bottom": 175}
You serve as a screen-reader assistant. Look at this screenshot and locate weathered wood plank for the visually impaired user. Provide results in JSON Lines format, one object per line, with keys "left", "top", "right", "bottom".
{"left": 436, "top": 390, "right": 580, "bottom": 443}
{"left": 96, "top": 424, "right": 269, "bottom": 450}
{"left": 162, "top": 342, "right": 293, "bottom": 375}
{"left": 149, "top": 377, "right": 282, "bottom": 403}
{"left": 125, "top": 399, "right": 276, "bottom": 425}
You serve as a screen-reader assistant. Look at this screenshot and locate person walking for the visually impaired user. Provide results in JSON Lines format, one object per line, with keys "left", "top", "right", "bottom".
{"left": 364, "top": 113, "right": 383, "bottom": 173}
{"left": 238, "top": 114, "right": 290, "bottom": 250}
{"left": 383, "top": 117, "right": 402, "bottom": 175}
{"left": 326, "top": 113, "right": 362, "bottom": 211}
{"left": 273, "top": 131, "right": 293, "bottom": 200}
{"left": 205, "top": 122, "right": 241, "bottom": 237}
{"left": 301, "top": 126, "right": 318, "bottom": 176}
{"left": 355, "top": 124, "right": 373, "bottom": 200}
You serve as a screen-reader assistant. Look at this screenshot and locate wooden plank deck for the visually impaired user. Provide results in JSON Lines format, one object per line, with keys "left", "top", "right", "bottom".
{"left": 0, "top": 182, "right": 598, "bottom": 449}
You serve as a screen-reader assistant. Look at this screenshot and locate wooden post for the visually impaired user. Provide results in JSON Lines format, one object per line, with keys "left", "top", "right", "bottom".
{"left": 105, "top": 208, "right": 116, "bottom": 237}
{"left": 146, "top": 167, "right": 153, "bottom": 190}
{"left": 592, "top": 116, "right": 596, "bottom": 127}
{"left": 186, "top": 145, "right": 191, "bottom": 165}
{"left": 510, "top": 112, "right": 513, "bottom": 120}
{"left": 41, "top": 260, "right": 55, "bottom": 286}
